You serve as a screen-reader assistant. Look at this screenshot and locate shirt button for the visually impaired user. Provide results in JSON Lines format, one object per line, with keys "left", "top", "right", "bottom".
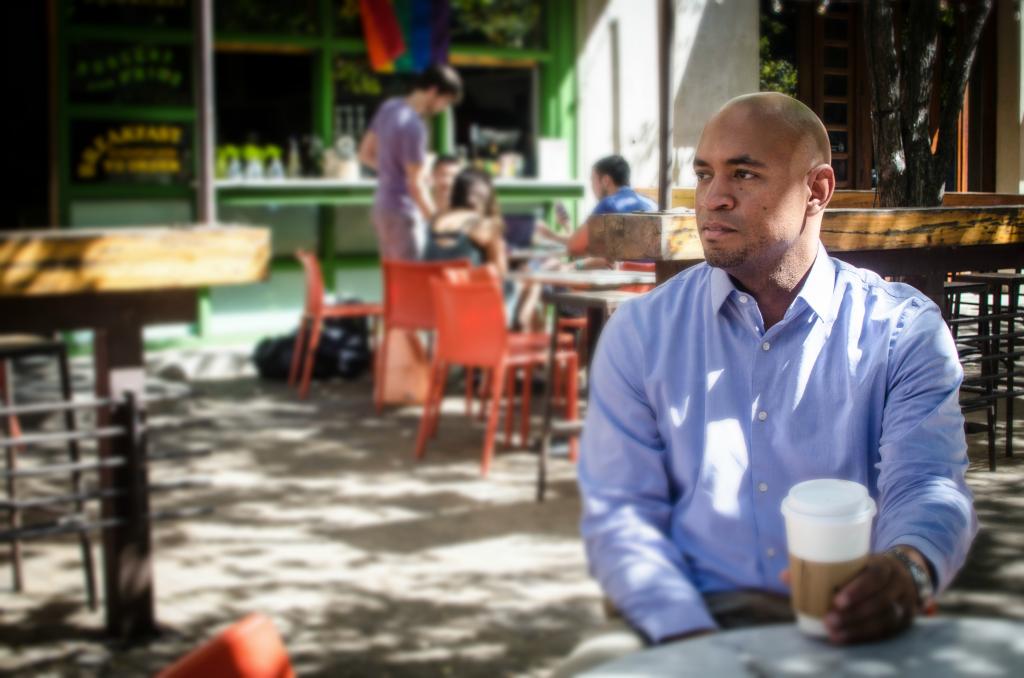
{"left": 767, "top": 547, "right": 777, "bottom": 557}
{"left": 762, "top": 341, "right": 771, "bottom": 351}
{"left": 738, "top": 295, "right": 749, "bottom": 304}
{"left": 758, "top": 482, "right": 769, "bottom": 492}
{"left": 757, "top": 410, "right": 768, "bottom": 421}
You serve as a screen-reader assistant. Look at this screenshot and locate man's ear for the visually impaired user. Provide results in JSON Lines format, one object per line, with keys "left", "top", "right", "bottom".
{"left": 806, "top": 163, "right": 835, "bottom": 216}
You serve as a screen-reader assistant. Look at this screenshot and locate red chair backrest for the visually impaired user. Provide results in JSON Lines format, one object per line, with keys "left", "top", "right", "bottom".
{"left": 296, "top": 250, "right": 325, "bottom": 317}
{"left": 619, "top": 261, "right": 655, "bottom": 273}
{"left": 156, "top": 613, "right": 295, "bottom": 678}
{"left": 382, "top": 258, "right": 471, "bottom": 331}
{"left": 618, "top": 260, "right": 655, "bottom": 293}
{"left": 430, "top": 275, "right": 508, "bottom": 367}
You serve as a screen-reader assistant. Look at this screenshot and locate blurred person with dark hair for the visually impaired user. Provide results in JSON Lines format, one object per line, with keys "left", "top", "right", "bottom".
{"left": 431, "top": 154, "right": 461, "bottom": 213}
{"left": 359, "top": 64, "right": 463, "bottom": 260}
{"left": 424, "top": 168, "right": 507, "bottom": 275}
{"left": 538, "top": 154, "right": 657, "bottom": 260}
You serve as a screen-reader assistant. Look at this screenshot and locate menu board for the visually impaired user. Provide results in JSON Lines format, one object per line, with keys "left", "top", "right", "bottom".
{"left": 70, "top": 42, "right": 191, "bottom": 105}
{"left": 71, "top": 120, "right": 192, "bottom": 184}
{"left": 66, "top": 0, "right": 190, "bottom": 29}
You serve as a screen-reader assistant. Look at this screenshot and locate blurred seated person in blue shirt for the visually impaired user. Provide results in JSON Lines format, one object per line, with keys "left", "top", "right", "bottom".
{"left": 536, "top": 154, "right": 657, "bottom": 263}
{"left": 425, "top": 167, "right": 508, "bottom": 276}
{"left": 554, "top": 92, "right": 977, "bottom": 676}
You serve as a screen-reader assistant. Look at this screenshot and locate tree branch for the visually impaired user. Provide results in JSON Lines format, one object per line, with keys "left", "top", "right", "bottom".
{"left": 863, "top": 0, "right": 906, "bottom": 206}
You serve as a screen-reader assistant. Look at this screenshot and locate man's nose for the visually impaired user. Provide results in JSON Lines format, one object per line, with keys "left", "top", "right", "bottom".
{"left": 700, "top": 177, "right": 735, "bottom": 211}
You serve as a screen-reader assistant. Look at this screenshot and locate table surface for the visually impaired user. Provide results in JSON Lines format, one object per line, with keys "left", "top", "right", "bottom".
{"left": 508, "top": 245, "right": 568, "bottom": 262}
{"left": 514, "top": 269, "right": 655, "bottom": 290}
{"left": 582, "top": 617, "right": 1024, "bottom": 677}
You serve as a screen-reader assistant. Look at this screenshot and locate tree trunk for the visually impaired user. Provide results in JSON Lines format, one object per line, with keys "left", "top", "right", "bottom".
{"left": 862, "top": 0, "right": 906, "bottom": 207}
{"left": 863, "top": 0, "right": 992, "bottom": 208}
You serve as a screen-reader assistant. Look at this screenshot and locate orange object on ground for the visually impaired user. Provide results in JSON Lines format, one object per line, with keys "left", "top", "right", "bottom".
{"left": 375, "top": 258, "right": 471, "bottom": 411}
{"left": 416, "top": 266, "right": 579, "bottom": 474}
{"left": 289, "top": 251, "right": 382, "bottom": 400}
{"left": 156, "top": 613, "right": 295, "bottom": 678}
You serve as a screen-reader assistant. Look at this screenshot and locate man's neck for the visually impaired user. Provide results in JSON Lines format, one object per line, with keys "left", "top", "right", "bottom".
{"left": 406, "top": 92, "right": 430, "bottom": 116}
{"left": 728, "top": 241, "right": 818, "bottom": 330}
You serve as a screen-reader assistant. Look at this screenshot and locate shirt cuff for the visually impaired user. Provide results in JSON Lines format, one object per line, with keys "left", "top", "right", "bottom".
{"left": 624, "top": 594, "right": 719, "bottom": 644}
{"left": 880, "top": 534, "right": 946, "bottom": 591}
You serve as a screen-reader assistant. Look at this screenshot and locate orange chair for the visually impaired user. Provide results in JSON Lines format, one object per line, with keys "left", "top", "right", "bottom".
{"left": 416, "top": 267, "right": 579, "bottom": 475}
{"left": 289, "top": 250, "right": 383, "bottom": 399}
{"left": 156, "top": 613, "right": 295, "bottom": 678}
{"left": 375, "top": 258, "right": 471, "bottom": 412}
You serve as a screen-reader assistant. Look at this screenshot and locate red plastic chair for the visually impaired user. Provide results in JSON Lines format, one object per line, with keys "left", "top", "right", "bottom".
{"left": 375, "top": 259, "right": 472, "bottom": 412}
{"left": 416, "top": 267, "right": 579, "bottom": 475}
{"left": 156, "top": 613, "right": 295, "bottom": 678}
{"left": 289, "top": 250, "right": 383, "bottom": 399}
{"left": 618, "top": 260, "right": 656, "bottom": 293}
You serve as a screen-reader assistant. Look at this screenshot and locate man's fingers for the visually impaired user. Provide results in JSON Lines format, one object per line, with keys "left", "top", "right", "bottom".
{"left": 828, "top": 588, "right": 898, "bottom": 629}
{"left": 828, "top": 592, "right": 914, "bottom": 645}
{"left": 832, "top": 560, "right": 893, "bottom": 610}
{"left": 779, "top": 569, "right": 791, "bottom": 585}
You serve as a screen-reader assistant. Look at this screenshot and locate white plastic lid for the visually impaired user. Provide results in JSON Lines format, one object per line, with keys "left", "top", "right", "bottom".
{"left": 781, "top": 479, "right": 876, "bottom": 522}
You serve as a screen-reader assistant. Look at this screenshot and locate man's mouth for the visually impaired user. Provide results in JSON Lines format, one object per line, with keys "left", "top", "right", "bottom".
{"left": 700, "top": 222, "right": 739, "bottom": 237}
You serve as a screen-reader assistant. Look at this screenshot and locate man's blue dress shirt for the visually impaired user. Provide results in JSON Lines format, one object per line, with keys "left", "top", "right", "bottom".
{"left": 591, "top": 186, "right": 657, "bottom": 216}
{"left": 579, "top": 245, "right": 978, "bottom": 642}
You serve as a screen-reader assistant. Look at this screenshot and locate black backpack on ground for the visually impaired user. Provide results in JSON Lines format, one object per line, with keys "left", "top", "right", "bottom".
{"left": 253, "top": 302, "right": 371, "bottom": 382}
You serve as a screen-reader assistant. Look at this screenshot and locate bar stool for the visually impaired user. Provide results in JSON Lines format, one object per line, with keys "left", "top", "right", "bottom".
{"left": 0, "top": 334, "right": 97, "bottom": 609}
{"left": 955, "top": 272, "right": 1024, "bottom": 460}
{"left": 945, "top": 281, "right": 997, "bottom": 470}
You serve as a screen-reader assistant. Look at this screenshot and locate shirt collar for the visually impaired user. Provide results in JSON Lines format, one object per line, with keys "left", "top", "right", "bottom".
{"left": 708, "top": 243, "right": 836, "bottom": 322}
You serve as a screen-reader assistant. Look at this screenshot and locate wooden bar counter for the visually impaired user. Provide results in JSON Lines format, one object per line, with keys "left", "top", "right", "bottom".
{"left": 589, "top": 205, "right": 1024, "bottom": 308}
{"left": 0, "top": 224, "right": 269, "bottom": 639}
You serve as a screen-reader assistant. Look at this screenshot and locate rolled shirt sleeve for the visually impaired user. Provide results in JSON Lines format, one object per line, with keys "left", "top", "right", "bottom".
{"left": 578, "top": 303, "right": 718, "bottom": 642}
{"left": 873, "top": 298, "right": 979, "bottom": 591}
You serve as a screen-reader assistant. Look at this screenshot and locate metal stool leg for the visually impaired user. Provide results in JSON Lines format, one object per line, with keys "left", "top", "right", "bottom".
{"left": 56, "top": 344, "right": 97, "bottom": 610}
{"left": 1, "top": 360, "right": 23, "bottom": 592}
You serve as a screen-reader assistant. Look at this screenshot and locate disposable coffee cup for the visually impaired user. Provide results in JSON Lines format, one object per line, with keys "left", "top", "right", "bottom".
{"left": 781, "top": 479, "right": 877, "bottom": 637}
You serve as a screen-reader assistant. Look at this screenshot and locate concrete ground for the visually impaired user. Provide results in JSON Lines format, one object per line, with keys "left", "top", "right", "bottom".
{"left": 0, "top": 347, "right": 1022, "bottom": 677}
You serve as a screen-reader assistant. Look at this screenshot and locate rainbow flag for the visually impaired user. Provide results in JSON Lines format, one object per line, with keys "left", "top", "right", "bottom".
{"left": 360, "top": 0, "right": 450, "bottom": 73}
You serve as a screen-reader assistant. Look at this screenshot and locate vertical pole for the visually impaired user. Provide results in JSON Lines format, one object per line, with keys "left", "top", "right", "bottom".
{"left": 195, "top": 0, "right": 215, "bottom": 224}
{"left": 658, "top": 0, "right": 674, "bottom": 211}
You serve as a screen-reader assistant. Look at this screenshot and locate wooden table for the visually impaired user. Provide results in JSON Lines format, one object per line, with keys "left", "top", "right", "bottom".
{"left": 516, "top": 267, "right": 653, "bottom": 502}
{"left": 0, "top": 225, "right": 268, "bottom": 639}
{"left": 588, "top": 206, "right": 1024, "bottom": 311}
{"left": 513, "top": 268, "right": 655, "bottom": 290}
{"left": 582, "top": 617, "right": 1024, "bottom": 676}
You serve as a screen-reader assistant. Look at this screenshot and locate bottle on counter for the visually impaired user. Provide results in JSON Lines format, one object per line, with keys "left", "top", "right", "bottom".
{"left": 286, "top": 137, "right": 302, "bottom": 179}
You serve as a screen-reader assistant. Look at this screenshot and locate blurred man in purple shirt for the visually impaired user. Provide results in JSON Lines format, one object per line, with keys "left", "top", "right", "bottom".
{"left": 359, "top": 65, "right": 462, "bottom": 260}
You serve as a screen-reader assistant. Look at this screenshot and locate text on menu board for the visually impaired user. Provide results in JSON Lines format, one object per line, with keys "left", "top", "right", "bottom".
{"left": 70, "top": 43, "right": 191, "bottom": 105}
{"left": 73, "top": 121, "right": 192, "bottom": 184}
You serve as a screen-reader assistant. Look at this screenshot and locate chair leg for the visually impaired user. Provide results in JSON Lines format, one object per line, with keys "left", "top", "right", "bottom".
{"left": 298, "top": 316, "right": 322, "bottom": 400}
{"left": 288, "top": 317, "right": 308, "bottom": 389}
{"left": 477, "top": 369, "right": 490, "bottom": 421}
{"left": 566, "top": 353, "right": 580, "bottom": 462}
{"left": 374, "top": 327, "right": 390, "bottom": 413}
{"left": 520, "top": 363, "right": 534, "bottom": 448}
{"left": 415, "top": 359, "right": 446, "bottom": 460}
{"left": 57, "top": 344, "right": 97, "bottom": 611}
{"left": 504, "top": 365, "right": 517, "bottom": 447}
{"left": 465, "top": 367, "right": 474, "bottom": 417}
{"left": 428, "top": 362, "right": 448, "bottom": 439}
{"left": 482, "top": 363, "right": 507, "bottom": 476}
{"left": 0, "top": 361, "right": 23, "bottom": 593}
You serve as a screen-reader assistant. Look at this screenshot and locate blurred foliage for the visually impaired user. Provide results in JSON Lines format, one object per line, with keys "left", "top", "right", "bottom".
{"left": 335, "top": 59, "right": 382, "bottom": 96}
{"left": 336, "top": 0, "right": 362, "bottom": 37}
{"left": 451, "top": 0, "right": 542, "bottom": 48}
{"left": 215, "top": 0, "right": 318, "bottom": 35}
{"left": 759, "top": 14, "right": 797, "bottom": 96}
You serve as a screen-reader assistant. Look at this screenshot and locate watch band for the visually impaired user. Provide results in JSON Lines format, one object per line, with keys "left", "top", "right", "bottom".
{"left": 886, "top": 547, "right": 936, "bottom": 615}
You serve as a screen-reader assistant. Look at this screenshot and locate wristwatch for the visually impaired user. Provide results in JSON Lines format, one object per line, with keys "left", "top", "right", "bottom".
{"left": 886, "top": 547, "right": 936, "bottom": 615}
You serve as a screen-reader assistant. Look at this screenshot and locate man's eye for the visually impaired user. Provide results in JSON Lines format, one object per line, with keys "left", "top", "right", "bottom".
{"left": 736, "top": 170, "right": 757, "bottom": 179}
{"left": 695, "top": 172, "right": 710, "bottom": 181}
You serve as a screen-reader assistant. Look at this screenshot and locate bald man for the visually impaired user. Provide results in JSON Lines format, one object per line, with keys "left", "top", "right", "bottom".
{"left": 558, "top": 93, "right": 976, "bottom": 674}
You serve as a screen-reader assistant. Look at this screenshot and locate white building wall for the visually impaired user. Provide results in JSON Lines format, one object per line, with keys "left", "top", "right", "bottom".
{"left": 576, "top": 0, "right": 759, "bottom": 210}
{"left": 995, "top": 0, "right": 1024, "bottom": 194}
